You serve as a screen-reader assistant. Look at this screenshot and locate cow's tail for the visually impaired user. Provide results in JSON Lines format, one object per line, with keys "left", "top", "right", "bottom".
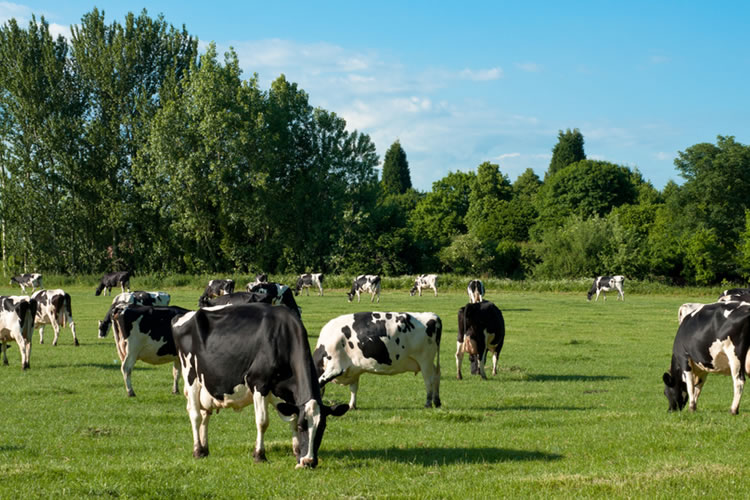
{"left": 62, "top": 293, "right": 72, "bottom": 327}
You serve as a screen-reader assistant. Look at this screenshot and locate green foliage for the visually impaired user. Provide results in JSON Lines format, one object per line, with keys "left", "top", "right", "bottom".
{"left": 409, "top": 170, "right": 474, "bottom": 249}
{"left": 684, "top": 227, "right": 727, "bottom": 285}
{"left": 381, "top": 140, "right": 412, "bottom": 195}
{"left": 439, "top": 233, "right": 494, "bottom": 275}
{"left": 738, "top": 210, "right": 750, "bottom": 281}
{"left": 546, "top": 128, "right": 585, "bottom": 179}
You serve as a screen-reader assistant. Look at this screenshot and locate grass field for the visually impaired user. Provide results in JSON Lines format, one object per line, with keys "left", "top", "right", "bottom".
{"left": 2, "top": 281, "right": 749, "bottom": 498}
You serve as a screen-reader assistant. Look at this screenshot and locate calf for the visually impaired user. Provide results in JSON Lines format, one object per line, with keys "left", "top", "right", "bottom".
{"left": 663, "top": 301, "right": 750, "bottom": 414}
{"left": 30, "top": 289, "right": 78, "bottom": 346}
{"left": 313, "top": 311, "right": 442, "bottom": 409}
{"left": 456, "top": 300, "right": 505, "bottom": 380}
{"left": 410, "top": 274, "right": 438, "bottom": 297}
{"left": 198, "top": 279, "right": 235, "bottom": 306}
{"left": 347, "top": 275, "right": 381, "bottom": 303}
{"left": 95, "top": 271, "right": 132, "bottom": 296}
{"left": 10, "top": 273, "right": 43, "bottom": 293}
{"left": 172, "top": 303, "right": 348, "bottom": 467}
{"left": 206, "top": 290, "right": 301, "bottom": 318}
{"left": 98, "top": 291, "right": 171, "bottom": 339}
{"left": 0, "top": 296, "right": 37, "bottom": 370}
{"left": 295, "top": 273, "right": 324, "bottom": 296}
{"left": 111, "top": 304, "right": 190, "bottom": 397}
{"left": 587, "top": 275, "right": 625, "bottom": 301}
{"left": 467, "top": 280, "right": 485, "bottom": 304}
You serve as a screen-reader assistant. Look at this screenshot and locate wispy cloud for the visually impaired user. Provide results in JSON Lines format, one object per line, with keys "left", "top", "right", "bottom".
{"left": 515, "top": 62, "right": 542, "bottom": 72}
{"left": 0, "top": 2, "right": 71, "bottom": 39}
{"left": 458, "top": 67, "right": 503, "bottom": 81}
{"left": 649, "top": 54, "right": 670, "bottom": 65}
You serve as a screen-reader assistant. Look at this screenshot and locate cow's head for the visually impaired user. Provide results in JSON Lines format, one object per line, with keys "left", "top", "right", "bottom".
{"left": 409, "top": 282, "right": 419, "bottom": 296}
{"left": 95, "top": 283, "right": 105, "bottom": 296}
{"left": 294, "top": 278, "right": 304, "bottom": 295}
{"left": 346, "top": 291, "right": 355, "bottom": 302}
{"left": 276, "top": 399, "right": 348, "bottom": 469}
{"left": 662, "top": 372, "right": 688, "bottom": 412}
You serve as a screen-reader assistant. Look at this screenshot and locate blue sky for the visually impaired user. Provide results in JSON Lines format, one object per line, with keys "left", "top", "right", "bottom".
{"left": 2, "top": 1, "right": 749, "bottom": 191}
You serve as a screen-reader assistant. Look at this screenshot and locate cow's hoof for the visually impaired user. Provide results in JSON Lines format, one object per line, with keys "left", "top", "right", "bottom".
{"left": 434, "top": 398, "right": 442, "bottom": 408}
{"left": 253, "top": 450, "right": 267, "bottom": 463}
{"left": 39, "top": 340, "right": 44, "bottom": 345}
{"left": 296, "top": 458, "right": 315, "bottom": 469}
{"left": 731, "top": 409, "right": 739, "bottom": 415}
{"left": 22, "top": 362, "right": 29, "bottom": 370}
{"left": 74, "top": 340, "right": 80, "bottom": 347}
{"left": 193, "top": 446, "right": 209, "bottom": 458}
{"left": 127, "top": 391, "right": 136, "bottom": 397}
{"left": 53, "top": 342, "right": 58, "bottom": 346}
{"left": 456, "top": 373, "right": 462, "bottom": 380}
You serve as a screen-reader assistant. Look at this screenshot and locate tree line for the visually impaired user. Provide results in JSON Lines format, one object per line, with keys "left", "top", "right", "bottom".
{"left": 1, "top": 10, "right": 749, "bottom": 285}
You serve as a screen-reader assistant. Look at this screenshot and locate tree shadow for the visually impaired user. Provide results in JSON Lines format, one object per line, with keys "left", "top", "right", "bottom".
{"left": 500, "top": 308, "right": 532, "bottom": 312}
{"left": 327, "top": 446, "right": 562, "bottom": 465}
{"left": 44, "top": 362, "right": 121, "bottom": 371}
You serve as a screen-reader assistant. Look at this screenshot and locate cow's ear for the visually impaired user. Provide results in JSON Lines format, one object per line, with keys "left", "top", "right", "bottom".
{"left": 663, "top": 372, "right": 674, "bottom": 387}
{"left": 276, "top": 402, "right": 299, "bottom": 417}
{"left": 323, "top": 403, "right": 349, "bottom": 417}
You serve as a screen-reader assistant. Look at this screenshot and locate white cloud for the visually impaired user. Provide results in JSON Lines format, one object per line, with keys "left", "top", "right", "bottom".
{"left": 0, "top": 1, "right": 31, "bottom": 23}
{"left": 515, "top": 62, "right": 542, "bottom": 72}
{"left": 655, "top": 151, "right": 672, "bottom": 161}
{"left": 458, "top": 67, "right": 503, "bottom": 81}
{"left": 496, "top": 152, "right": 521, "bottom": 160}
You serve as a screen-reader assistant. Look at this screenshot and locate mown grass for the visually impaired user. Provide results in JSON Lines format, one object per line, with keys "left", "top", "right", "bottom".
{"left": 1, "top": 280, "right": 749, "bottom": 498}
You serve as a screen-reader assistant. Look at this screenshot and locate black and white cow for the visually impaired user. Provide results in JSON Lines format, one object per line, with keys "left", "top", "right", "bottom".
{"left": 172, "top": 303, "right": 348, "bottom": 467}
{"left": 587, "top": 275, "right": 625, "bottom": 301}
{"left": 10, "top": 273, "right": 43, "bottom": 293}
{"left": 663, "top": 300, "right": 750, "bottom": 414}
{"left": 410, "top": 274, "right": 438, "bottom": 297}
{"left": 111, "top": 304, "right": 190, "bottom": 397}
{"left": 98, "top": 291, "right": 171, "bottom": 339}
{"left": 456, "top": 300, "right": 505, "bottom": 380}
{"left": 718, "top": 288, "right": 750, "bottom": 303}
{"left": 95, "top": 271, "right": 132, "bottom": 296}
{"left": 246, "top": 282, "right": 302, "bottom": 317}
{"left": 245, "top": 274, "right": 268, "bottom": 291}
{"left": 198, "top": 279, "right": 235, "bottom": 307}
{"left": 347, "top": 275, "right": 381, "bottom": 303}
{"left": 206, "top": 290, "right": 301, "bottom": 318}
{"left": 30, "top": 289, "right": 78, "bottom": 346}
{"left": 678, "top": 302, "right": 706, "bottom": 324}
{"left": 467, "top": 280, "right": 485, "bottom": 304}
{"left": 0, "top": 296, "right": 37, "bottom": 370}
{"left": 295, "top": 273, "right": 324, "bottom": 296}
{"left": 313, "top": 311, "right": 442, "bottom": 409}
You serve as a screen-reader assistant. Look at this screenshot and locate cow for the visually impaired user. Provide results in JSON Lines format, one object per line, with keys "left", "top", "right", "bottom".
{"left": 587, "top": 275, "right": 625, "bottom": 301}
{"left": 663, "top": 300, "right": 750, "bottom": 414}
{"left": 410, "top": 274, "right": 438, "bottom": 297}
{"left": 718, "top": 288, "right": 750, "bottom": 303}
{"left": 678, "top": 303, "right": 706, "bottom": 324}
{"left": 246, "top": 282, "right": 302, "bottom": 317}
{"left": 95, "top": 271, "right": 132, "bottom": 296}
{"left": 347, "top": 275, "right": 381, "bottom": 303}
{"left": 0, "top": 296, "right": 37, "bottom": 370}
{"left": 467, "top": 280, "right": 485, "bottom": 304}
{"left": 245, "top": 274, "right": 268, "bottom": 291}
{"left": 198, "top": 279, "right": 235, "bottom": 307}
{"left": 206, "top": 291, "right": 301, "bottom": 318}
{"left": 9, "top": 273, "right": 43, "bottom": 293}
{"left": 313, "top": 311, "right": 442, "bottom": 409}
{"left": 30, "top": 289, "right": 78, "bottom": 346}
{"left": 111, "top": 304, "right": 190, "bottom": 397}
{"left": 172, "top": 303, "right": 349, "bottom": 467}
{"left": 456, "top": 300, "right": 505, "bottom": 380}
{"left": 295, "top": 273, "right": 324, "bottom": 297}
{"left": 98, "top": 291, "right": 171, "bottom": 339}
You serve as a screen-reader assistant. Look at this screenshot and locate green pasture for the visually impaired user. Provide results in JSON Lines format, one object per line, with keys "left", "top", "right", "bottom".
{"left": 1, "top": 281, "right": 749, "bottom": 498}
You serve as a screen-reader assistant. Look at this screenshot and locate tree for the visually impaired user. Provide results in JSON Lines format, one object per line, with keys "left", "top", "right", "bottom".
{"left": 464, "top": 161, "right": 512, "bottom": 242}
{"left": 546, "top": 128, "right": 586, "bottom": 179}
{"left": 381, "top": 140, "right": 412, "bottom": 195}
{"left": 409, "top": 170, "right": 475, "bottom": 248}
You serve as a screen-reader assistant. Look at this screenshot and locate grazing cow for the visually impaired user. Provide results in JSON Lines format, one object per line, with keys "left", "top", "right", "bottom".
{"left": 198, "top": 279, "right": 235, "bottom": 307}
{"left": 9, "top": 273, "right": 43, "bottom": 293}
{"left": 587, "top": 275, "right": 625, "bottom": 301}
{"left": 678, "top": 303, "right": 706, "bottom": 324}
{"left": 347, "top": 275, "right": 381, "bottom": 303}
{"left": 111, "top": 304, "right": 190, "bottom": 397}
{"left": 313, "top": 311, "right": 442, "bottom": 409}
{"left": 245, "top": 274, "right": 268, "bottom": 291}
{"left": 172, "top": 303, "right": 348, "bottom": 467}
{"left": 295, "top": 273, "right": 324, "bottom": 296}
{"left": 247, "top": 282, "right": 302, "bottom": 317}
{"left": 95, "top": 271, "right": 132, "bottom": 296}
{"left": 663, "top": 301, "right": 750, "bottom": 414}
{"left": 0, "top": 296, "right": 37, "bottom": 370}
{"left": 206, "top": 291, "right": 301, "bottom": 318}
{"left": 30, "top": 289, "right": 78, "bottom": 346}
{"left": 467, "top": 280, "right": 485, "bottom": 304}
{"left": 98, "top": 291, "right": 171, "bottom": 339}
{"left": 410, "top": 274, "right": 438, "bottom": 297}
{"left": 718, "top": 288, "right": 750, "bottom": 303}
{"left": 456, "top": 300, "right": 505, "bottom": 380}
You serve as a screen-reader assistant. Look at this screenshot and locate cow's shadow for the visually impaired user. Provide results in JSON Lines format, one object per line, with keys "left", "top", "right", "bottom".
{"left": 327, "top": 446, "right": 562, "bottom": 465}
{"left": 523, "top": 374, "right": 627, "bottom": 383}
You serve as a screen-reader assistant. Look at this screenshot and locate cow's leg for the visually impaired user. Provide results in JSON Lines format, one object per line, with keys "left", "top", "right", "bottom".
{"left": 253, "top": 390, "right": 269, "bottom": 462}
{"left": 729, "top": 355, "right": 745, "bottom": 415}
{"left": 420, "top": 358, "right": 440, "bottom": 408}
{"left": 38, "top": 325, "right": 45, "bottom": 344}
{"left": 121, "top": 343, "right": 139, "bottom": 397}
{"left": 349, "top": 378, "right": 360, "bottom": 409}
{"left": 685, "top": 370, "right": 698, "bottom": 411}
{"left": 455, "top": 341, "right": 464, "bottom": 380}
{"left": 478, "top": 350, "right": 488, "bottom": 380}
{"left": 69, "top": 319, "right": 79, "bottom": 346}
{"left": 185, "top": 383, "right": 210, "bottom": 457}
{"left": 433, "top": 286, "right": 438, "bottom": 297}
{"left": 491, "top": 350, "right": 499, "bottom": 376}
{"left": 171, "top": 360, "right": 181, "bottom": 394}
{"left": 51, "top": 317, "right": 61, "bottom": 346}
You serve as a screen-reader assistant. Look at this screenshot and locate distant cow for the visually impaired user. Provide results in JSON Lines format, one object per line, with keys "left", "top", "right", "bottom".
{"left": 206, "top": 290, "right": 301, "bottom": 318}
{"left": 587, "top": 275, "right": 625, "bottom": 301}
{"left": 172, "top": 303, "right": 349, "bottom": 467}
{"left": 98, "top": 291, "right": 171, "bottom": 339}
{"left": 663, "top": 301, "right": 750, "bottom": 414}
{"left": 295, "top": 273, "right": 324, "bottom": 296}
{"left": 313, "top": 311, "right": 442, "bottom": 409}
{"left": 95, "top": 271, "right": 132, "bottom": 296}
{"left": 247, "top": 282, "right": 302, "bottom": 317}
{"left": 456, "top": 300, "right": 505, "bottom": 380}
{"left": 347, "top": 275, "right": 381, "bottom": 303}
{"left": 410, "top": 274, "right": 438, "bottom": 297}
{"left": 198, "top": 279, "right": 235, "bottom": 306}
{"left": 718, "top": 288, "right": 750, "bottom": 303}
{"left": 678, "top": 303, "right": 706, "bottom": 324}
{"left": 9, "top": 273, "right": 43, "bottom": 293}
{"left": 467, "top": 280, "right": 485, "bottom": 304}
{"left": 0, "top": 296, "right": 37, "bottom": 370}
{"left": 245, "top": 274, "right": 268, "bottom": 291}
{"left": 111, "top": 304, "right": 190, "bottom": 397}
{"left": 30, "top": 289, "right": 78, "bottom": 346}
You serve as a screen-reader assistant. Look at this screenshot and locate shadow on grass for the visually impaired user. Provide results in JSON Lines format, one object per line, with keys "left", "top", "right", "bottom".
{"left": 522, "top": 374, "right": 628, "bottom": 383}
{"left": 0, "top": 444, "right": 24, "bottom": 452}
{"left": 45, "top": 362, "right": 121, "bottom": 371}
{"left": 500, "top": 308, "right": 532, "bottom": 312}
{"left": 327, "top": 446, "right": 562, "bottom": 465}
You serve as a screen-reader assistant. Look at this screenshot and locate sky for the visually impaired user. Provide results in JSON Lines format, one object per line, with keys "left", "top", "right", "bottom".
{"left": 2, "top": 1, "right": 749, "bottom": 191}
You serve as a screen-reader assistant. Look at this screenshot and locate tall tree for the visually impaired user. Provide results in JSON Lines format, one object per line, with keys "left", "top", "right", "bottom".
{"left": 547, "top": 128, "right": 586, "bottom": 180}
{"left": 381, "top": 140, "right": 412, "bottom": 195}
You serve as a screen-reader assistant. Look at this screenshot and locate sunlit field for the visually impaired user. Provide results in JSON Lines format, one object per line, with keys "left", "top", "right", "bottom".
{"left": 2, "top": 280, "right": 749, "bottom": 498}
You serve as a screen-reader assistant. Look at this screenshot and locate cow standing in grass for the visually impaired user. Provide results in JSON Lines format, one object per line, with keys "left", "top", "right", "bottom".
{"left": 410, "top": 274, "right": 438, "bottom": 297}
{"left": 587, "top": 275, "right": 625, "bottom": 301}
{"left": 95, "top": 271, "right": 132, "bottom": 296}
{"left": 10, "top": 273, "right": 43, "bottom": 293}
{"left": 31, "top": 289, "right": 78, "bottom": 346}
{"left": 347, "top": 275, "right": 381, "bottom": 303}
{"left": 456, "top": 300, "right": 505, "bottom": 380}
{"left": 0, "top": 296, "right": 37, "bottom": 370}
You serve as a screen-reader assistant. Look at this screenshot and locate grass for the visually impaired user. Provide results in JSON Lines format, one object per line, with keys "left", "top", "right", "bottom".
{"left": 1, "top": 280, "right": 750, "bottom": 498}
